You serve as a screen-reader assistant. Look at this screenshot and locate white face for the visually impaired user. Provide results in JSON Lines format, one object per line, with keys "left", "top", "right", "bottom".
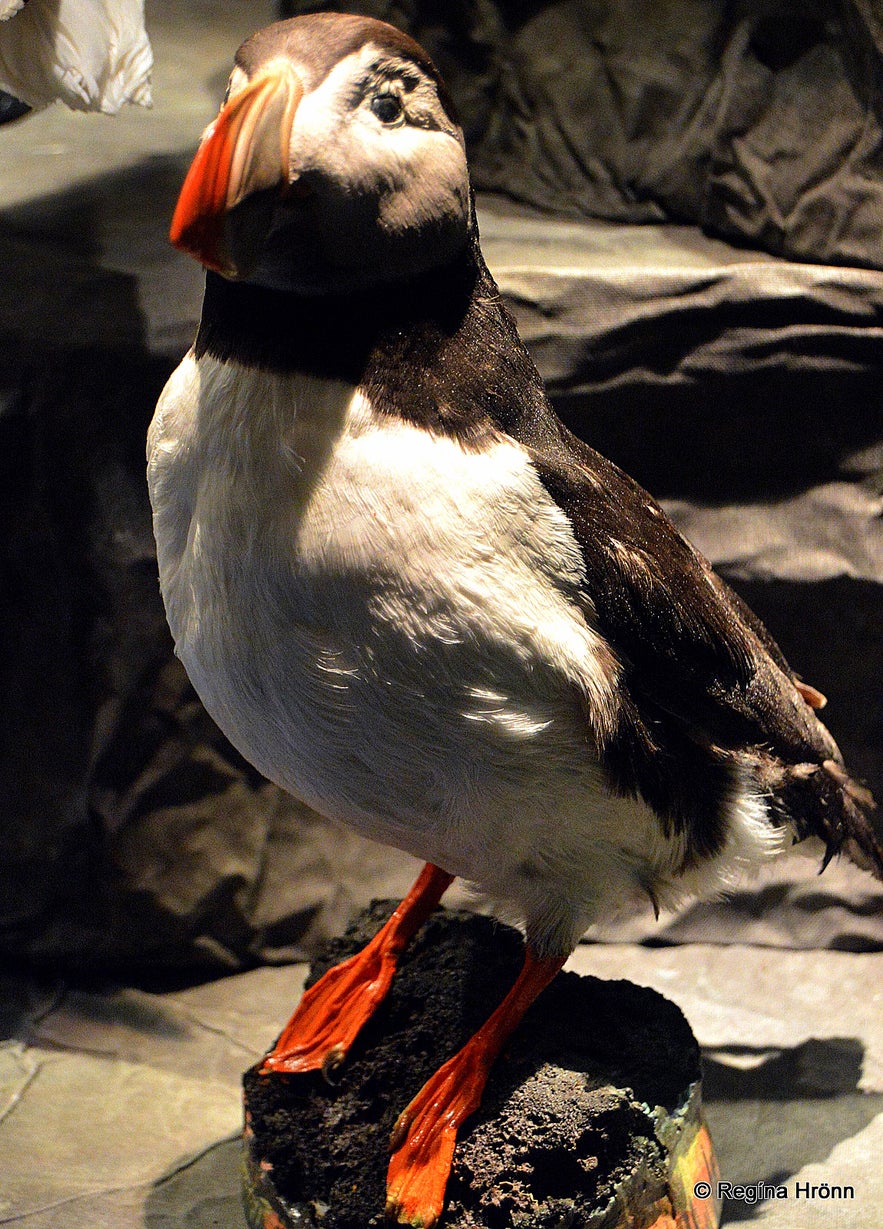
{"left": 233, "top": 43, "right": 472, "bottom": 294}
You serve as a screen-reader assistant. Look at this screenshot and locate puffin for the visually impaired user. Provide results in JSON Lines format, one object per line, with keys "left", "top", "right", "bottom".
{"left": 148, "top": 13, "right": 883, "bottom": 1227}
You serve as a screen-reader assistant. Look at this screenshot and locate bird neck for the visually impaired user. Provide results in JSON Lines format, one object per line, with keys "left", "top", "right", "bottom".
{"left": 196, "top": 241, "right": 479, "bottom": 378}
{"left": 194, "top": 233, "right": 551, "bottom": 447}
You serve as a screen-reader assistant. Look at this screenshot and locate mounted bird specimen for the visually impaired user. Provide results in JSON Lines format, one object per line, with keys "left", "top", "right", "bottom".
{"left": 148, "top": 13, "right": 882, "bottom": 1226}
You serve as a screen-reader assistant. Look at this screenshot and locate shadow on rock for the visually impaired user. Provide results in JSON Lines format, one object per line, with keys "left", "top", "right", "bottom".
{"left": 702, "top": 1038, "right": 882, "bottom": 1223}
{"left": 144, "top": 1136, "right": 249, "bottom": 1229}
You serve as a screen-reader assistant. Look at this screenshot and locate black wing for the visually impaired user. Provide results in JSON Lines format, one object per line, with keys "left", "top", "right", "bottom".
{"left": 526, "top": 412, "right": 883, "bottom": 873}
{"left": 527, "top": 422, "right": 834, "bottom": 759}
{"left": 471, "top": 263, "right": 879, "bottom": 872}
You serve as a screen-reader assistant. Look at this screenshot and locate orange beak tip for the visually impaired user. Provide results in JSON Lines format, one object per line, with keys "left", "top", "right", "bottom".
{"left": 169, "top": 166, "right": 224, "bottom": 271}
{"left": 169, "top": 61, "right": 302, "bottom": 277}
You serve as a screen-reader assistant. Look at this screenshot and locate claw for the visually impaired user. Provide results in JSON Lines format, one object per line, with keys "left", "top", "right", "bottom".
{"left": 259, "top": 943, "right": 395, "bottom": 1075}
{"left": 321, "top": 1043, "right": 347, "bottom": 1083}
{"left": 389, "top": 1107, "right": 411, "bottom": 1153}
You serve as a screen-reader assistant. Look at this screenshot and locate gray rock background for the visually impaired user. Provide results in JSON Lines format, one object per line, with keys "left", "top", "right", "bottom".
{"left": 4, "top": 927, "right": 883, "bottom": 1228}
{"left": 284, "top": 0, "right": 883, "bottom": 271}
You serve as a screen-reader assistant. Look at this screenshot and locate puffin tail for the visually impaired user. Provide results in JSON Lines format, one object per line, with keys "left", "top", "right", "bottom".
{"left": 774, "top": 758, "right": 883, "bottom": 880}
{"left": 818, "top": 760, "right": 883, "bottom": 880}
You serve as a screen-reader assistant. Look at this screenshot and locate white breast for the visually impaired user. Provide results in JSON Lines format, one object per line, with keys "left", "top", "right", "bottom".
{"left": 147, "top": 350, "right": 769, "bottom": 952}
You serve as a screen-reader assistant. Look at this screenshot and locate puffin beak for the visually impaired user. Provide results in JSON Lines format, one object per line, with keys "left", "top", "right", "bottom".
{"left": 169, "top": 60, "right": 303, "bottom": 277}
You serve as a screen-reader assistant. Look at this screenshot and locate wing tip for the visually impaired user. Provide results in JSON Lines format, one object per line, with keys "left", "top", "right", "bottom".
{"left": 819, "top": 759, "right": 883, "bottom": 882}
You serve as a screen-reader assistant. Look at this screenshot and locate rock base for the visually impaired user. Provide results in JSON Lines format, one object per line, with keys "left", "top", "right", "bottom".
{"left": 242, "top": 905, "right": 720, "bottom": 1228}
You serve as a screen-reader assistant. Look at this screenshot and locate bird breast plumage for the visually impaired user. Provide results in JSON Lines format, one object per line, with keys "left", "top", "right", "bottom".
{"left": 147, "top": 350, "right": 781, "bottom": 951}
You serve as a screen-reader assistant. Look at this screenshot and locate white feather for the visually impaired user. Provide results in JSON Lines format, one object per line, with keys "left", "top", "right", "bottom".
{"left": 0, "top": 0, "right": 152, "bottom": 112}
{"left": 148, "top": 351, "right": 785, "bottom": 954}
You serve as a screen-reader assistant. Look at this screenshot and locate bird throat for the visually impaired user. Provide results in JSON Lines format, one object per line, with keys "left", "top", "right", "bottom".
{"left": 195, "top": 246, "right": 476, "bottom": 380}
{"left": 193, "top": 239, "right": 550, "bottom": 449}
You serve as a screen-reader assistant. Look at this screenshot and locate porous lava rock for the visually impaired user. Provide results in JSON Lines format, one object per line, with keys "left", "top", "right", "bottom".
{"left": 243, "top": 905, "right": 707, "bottom": 1228}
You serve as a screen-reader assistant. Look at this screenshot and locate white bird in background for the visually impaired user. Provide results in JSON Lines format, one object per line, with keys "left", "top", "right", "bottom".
{"left": 0, "top": 0, "right": 151, "bottom": 114}
{"left": 148, "top": 13, "right": 882, "bottom": 1227}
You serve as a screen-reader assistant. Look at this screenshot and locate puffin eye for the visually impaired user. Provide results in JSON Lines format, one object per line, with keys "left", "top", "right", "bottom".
{"left": 371, "top": 92, "right": 404, "bottom": 125}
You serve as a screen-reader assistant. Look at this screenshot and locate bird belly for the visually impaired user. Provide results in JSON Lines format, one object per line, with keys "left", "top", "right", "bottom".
{"left": 147, "top": 353, "right": 778, "bottom": 948}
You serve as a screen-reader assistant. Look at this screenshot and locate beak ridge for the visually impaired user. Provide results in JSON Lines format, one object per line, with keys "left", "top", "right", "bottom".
{"left": 170, "top": 60, "right": 303, "bottom": 275}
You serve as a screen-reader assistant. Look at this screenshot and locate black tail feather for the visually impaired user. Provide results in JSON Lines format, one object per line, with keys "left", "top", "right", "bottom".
{"left": 761, "top": 754, "right": 882, "bottom": 881}
{"left": 820, "top": 760, "right": 883, "bottom": 880}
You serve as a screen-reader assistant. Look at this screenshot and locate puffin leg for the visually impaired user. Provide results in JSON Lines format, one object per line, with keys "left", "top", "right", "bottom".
{"left": 261, "top": 862, "right": 453, "bottom": 1076}
{"left": 385, "top": 947, "right": 566, "bottom": 1228}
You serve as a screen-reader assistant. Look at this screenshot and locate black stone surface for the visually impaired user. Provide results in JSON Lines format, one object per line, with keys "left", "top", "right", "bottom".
{"left": 243, "top": 906, "right": 701, "bottom": 1228}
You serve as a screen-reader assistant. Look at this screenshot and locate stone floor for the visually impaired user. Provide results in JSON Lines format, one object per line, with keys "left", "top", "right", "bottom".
{"left": 3, "top": 938, "right": 882, "bottom": 1228}
{"left": 1, "top": 4, "right": 881, "bottom": 1227}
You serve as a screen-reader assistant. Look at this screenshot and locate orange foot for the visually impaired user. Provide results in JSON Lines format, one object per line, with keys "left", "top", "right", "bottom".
{"left": 385, "top": 949, "right": 566, "bottom": 1227}
{"left": 261, "top": 863, "right": 453, "bottom": 1076}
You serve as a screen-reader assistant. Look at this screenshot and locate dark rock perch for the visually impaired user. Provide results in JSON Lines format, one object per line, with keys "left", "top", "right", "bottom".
{"left": 242, "top": 906, "right": 720, "bottom": 1228}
